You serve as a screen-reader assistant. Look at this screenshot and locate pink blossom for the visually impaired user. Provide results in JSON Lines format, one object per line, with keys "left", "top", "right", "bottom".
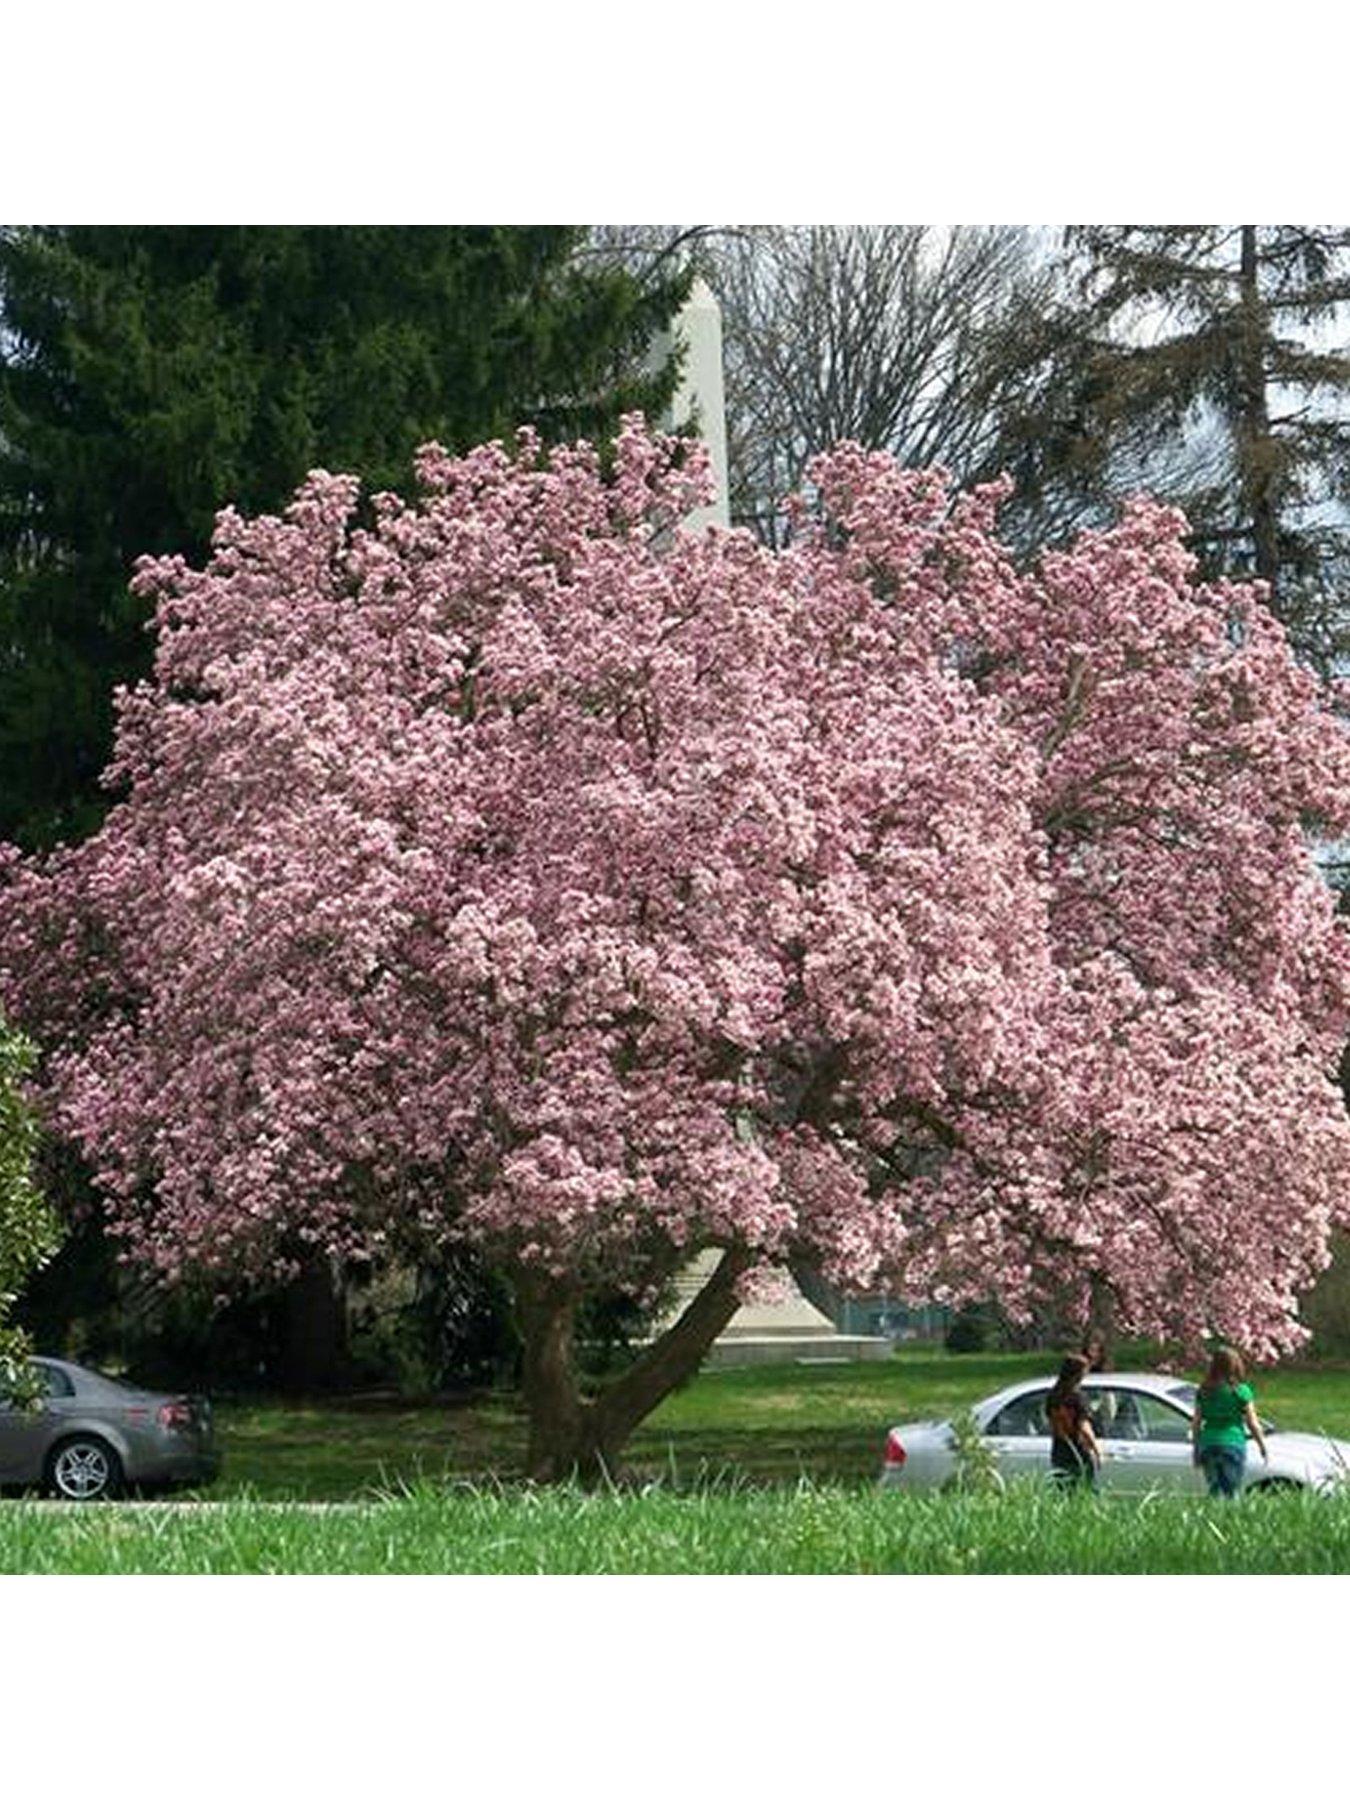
{"left": 3, "top": 418, "right": 1350, "bottom": 1359}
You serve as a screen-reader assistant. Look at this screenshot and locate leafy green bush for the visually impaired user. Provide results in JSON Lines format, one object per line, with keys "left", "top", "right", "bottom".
{"left": 944, "top": 1406, "right": 1005, "bottom": 1493}
{"left": 1303, "top": 1232, "right": 1350, "bottom": 1357}
{"left": 0, "top": 1013, "right": 60, "bottom": 1394}
{"left": 945, "top": 1305, "right": 995, "bottom": 1353}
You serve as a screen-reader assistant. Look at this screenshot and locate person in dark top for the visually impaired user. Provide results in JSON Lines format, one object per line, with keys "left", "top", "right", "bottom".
{"left": 1046, "top": 1353, "right": 1102, "bottom": 1489}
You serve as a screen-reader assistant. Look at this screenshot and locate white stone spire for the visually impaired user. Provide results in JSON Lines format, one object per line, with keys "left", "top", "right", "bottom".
{"left": 655, "top": 276, "right": 731, "bottom": 531}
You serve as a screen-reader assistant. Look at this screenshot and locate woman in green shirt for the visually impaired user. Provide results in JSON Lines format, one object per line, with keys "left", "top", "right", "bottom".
{"left": 1190, "top": 1347, "right": 1269, "bottom": 1497}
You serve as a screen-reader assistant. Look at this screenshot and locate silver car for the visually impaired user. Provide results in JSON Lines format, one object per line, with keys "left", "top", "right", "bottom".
{"left": 880, "top": 1370, "right": 1350, "bottom": 1494}
{"left": 0, "top": 1356, "right": 219, "bottom": 1500}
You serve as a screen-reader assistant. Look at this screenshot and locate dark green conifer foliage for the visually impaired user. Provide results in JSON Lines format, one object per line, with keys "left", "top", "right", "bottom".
{"left": 1062, "top": 226, "right": 1350, "bottom": 670}
{"left": 0, "top": 226, "right": 689, "bottom": 848}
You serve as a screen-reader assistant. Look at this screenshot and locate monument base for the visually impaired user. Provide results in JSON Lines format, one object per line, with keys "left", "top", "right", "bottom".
{"left": 702, "top": 1333, "right": 894, "bottom": 1370}
{"left": 644, "top": 1251, "right": 894, "bottom": 1369}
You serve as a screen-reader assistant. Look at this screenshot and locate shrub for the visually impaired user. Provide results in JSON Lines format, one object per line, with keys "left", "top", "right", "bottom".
{"left": 944, "top": 1406, "right": 1006, "bottom": 1493}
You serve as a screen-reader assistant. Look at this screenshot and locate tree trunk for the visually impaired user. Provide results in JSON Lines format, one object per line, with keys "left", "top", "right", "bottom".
{"left": 587, "top": 1245, "right": 753, "bottom": 1461}
{"left": 278, "top": 1253, "right": 349, "bottom": 1393}
{"left": 513, "top": 1247, "right": 753, "bottom": 1483}
{"left": 516, "top": 1270, "right": 586, "bottom": 1481}
{"left": 1086, "top": 1274, "right": 1117, "bottom": 1361}
{"left": 1236, "top": 224, "right": 1281, "bottom": 591}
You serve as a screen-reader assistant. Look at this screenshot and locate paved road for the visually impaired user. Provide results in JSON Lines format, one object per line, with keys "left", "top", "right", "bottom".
{"left": 10, "top": 1498, "right": 375, "bottom": 1512}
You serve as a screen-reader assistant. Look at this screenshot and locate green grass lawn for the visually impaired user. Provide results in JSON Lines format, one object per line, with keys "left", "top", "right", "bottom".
{"left": 207, "top": 1346, "right": 1350, "bottom": 1500}
{"left": 207, "top": 1347, "right": 1047, "bottom": 1499}
{"left": 4, "top": 1482, "right": 1350, "bottom": 1574}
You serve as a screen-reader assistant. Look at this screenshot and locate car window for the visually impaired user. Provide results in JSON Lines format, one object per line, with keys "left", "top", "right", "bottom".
{"left": 1137, "top": 1396, "right": 1188, "bottom": 1440}
{"left": 1130, "top": 1393, "right": 1192, "bottom": 1442}
{"left": 1086, "top": 1386, "right": 1132, "bottom": 1437}
{"left": 33, "top": 1363, "right": 75, "bottom": 1398}
{"left": 986, "top": 1391, "right": 1048, "bottom": 1437}
{"left": 1090, "top": 1386, "right": 1189, "bottom": 1442}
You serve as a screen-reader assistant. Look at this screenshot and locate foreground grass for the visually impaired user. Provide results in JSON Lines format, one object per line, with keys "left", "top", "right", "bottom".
{"left": 209, "top": 1349, "right": 1350, "bottom": 1499}
{"left": 4, "top": 1483, "right": 1350, "bottom": 1574}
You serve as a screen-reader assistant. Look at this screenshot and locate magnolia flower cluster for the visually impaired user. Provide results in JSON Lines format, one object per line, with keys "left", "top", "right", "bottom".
{"left": 5, "top": 416, "right": 1350, "bottom": 1355}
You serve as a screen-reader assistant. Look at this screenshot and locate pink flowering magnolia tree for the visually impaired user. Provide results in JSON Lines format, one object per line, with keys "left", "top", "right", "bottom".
{"left": 4, "top": 417, "right": 1350, "bottom": 1478}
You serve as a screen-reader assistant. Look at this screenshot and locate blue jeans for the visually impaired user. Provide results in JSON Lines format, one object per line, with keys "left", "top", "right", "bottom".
{"left": 1198, "top": 1443, "right": 1246, "bottom": 1498}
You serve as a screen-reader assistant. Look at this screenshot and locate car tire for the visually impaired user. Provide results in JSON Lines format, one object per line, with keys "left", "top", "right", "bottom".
{"left": 45, "top": 1436, "right": 124, "bottom": 1502}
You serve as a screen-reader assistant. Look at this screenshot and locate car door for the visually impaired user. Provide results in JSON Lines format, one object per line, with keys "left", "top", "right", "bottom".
{"left": 1094, "top": 1386, "right": 1202, "bottom": 1494}
{"left": 0, "top": 1383, "right": 28, "bottom": 1482}
{"left": 983, "top": 1387, "right": 1054, "bottom": 1487}
{"left": 0, "top": 1364, "right": 61, "bottom": 1485}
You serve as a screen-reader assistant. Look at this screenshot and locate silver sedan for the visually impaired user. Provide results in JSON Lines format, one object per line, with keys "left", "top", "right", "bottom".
{"left": 0, "top": 1356, "right": 219, "bottom": 1500}
{"left": 880, "top": 1371, "right": 1350, "bottom": 1494}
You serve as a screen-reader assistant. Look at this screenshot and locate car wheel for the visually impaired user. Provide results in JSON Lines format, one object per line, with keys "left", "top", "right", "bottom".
{"left": 46, "top": 1437, "right": 123, "bottom": 1502}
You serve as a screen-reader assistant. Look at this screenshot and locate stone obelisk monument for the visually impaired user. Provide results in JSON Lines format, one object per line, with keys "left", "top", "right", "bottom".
{"left": 646, "top": 278, "right": 887, "bottom": 1369}
{"left": 659, "top": 275, "right": 731, "bottom": 531}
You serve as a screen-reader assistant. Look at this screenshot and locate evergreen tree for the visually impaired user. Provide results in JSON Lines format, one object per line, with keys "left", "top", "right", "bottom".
{"left": 1060, "top": 226, "right": 1350, "bottom": 670}
{"left": 0, "top": 226, "right": 690, "bottom": 849}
